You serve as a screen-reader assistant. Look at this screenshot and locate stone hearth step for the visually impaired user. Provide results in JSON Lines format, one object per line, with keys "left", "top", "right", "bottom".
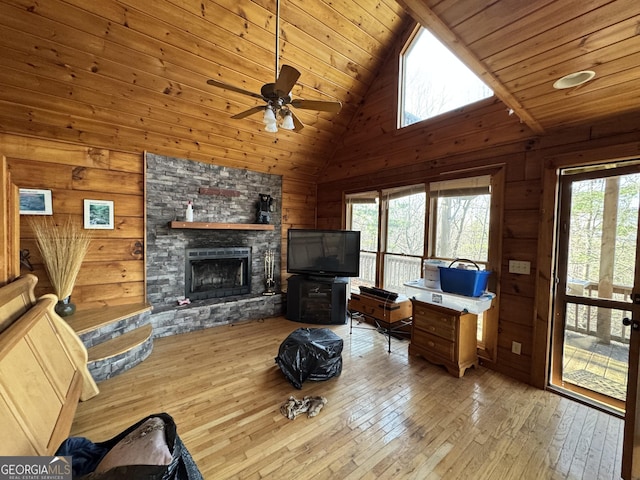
{"left": 66, "top": 302, "right": 152, "bottom": 337}
{"left": 87, "top": 324, "right": 154, "bottom": 382}
{"left": 66, "top": 303, "right": 154, "bottom": 382}
{"left": 87, "top": 323, "right": 153, "bottom": 362}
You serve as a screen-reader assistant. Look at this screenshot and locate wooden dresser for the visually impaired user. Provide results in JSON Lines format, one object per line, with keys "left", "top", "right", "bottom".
{"left": 409, "top": 298, "right": 478, "bottom": 377}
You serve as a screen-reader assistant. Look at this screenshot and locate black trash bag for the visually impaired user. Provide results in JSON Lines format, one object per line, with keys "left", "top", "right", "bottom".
{"left": 56, "top": 413, "right": 203, "bottom": 480}
{"left": 275, "top": 328, "right": 343, "bottom": 389}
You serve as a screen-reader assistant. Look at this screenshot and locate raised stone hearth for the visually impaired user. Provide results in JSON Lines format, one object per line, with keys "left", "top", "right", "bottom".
{"left": 151, "top": 294, "right": 282, "bottom": 338}
{"left": 145, "top": 153, "right": 283, "bottom": 333}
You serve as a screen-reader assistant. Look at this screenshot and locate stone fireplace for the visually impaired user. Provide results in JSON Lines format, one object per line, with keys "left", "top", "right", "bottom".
{"left": 185, "top": 247, "right": 251, "bottom": 300}
{"left": 145, "top": 153, "right": 283, "bottom": 336}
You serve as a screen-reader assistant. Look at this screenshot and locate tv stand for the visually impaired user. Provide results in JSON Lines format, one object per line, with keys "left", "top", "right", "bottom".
{"left": 286, "top": 275, "right": 348, "bottom": 324}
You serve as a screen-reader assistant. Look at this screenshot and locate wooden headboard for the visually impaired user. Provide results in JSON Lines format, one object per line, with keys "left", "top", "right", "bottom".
{"left": 0, "top": 274, "right": 99, "bottom": 455}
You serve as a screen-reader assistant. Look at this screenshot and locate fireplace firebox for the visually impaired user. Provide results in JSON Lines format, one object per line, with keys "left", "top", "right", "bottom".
{"left": 185, "top": 247, "right": 251, "bottom": 300}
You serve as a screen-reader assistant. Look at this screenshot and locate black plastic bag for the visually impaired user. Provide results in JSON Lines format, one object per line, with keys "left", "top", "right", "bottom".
{"left": 275, "top": 328, "right": 343, "bottom": 389}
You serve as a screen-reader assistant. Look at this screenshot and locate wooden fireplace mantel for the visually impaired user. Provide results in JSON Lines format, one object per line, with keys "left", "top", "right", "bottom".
{"left": 169, "top": 221, "right": 275, "bottom": 231}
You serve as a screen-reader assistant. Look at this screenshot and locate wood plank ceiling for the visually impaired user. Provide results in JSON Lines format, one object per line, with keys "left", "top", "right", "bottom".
{"left": 397, "top": 0, "right": 640, "bottom": 136}
{"left": 0, "top": 0, "right": 639, "bottom": 181}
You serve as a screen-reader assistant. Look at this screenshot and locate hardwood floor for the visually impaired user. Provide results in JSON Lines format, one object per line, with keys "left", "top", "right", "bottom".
{"left": 71, "top": 317, "right": 624, "bottom": 479}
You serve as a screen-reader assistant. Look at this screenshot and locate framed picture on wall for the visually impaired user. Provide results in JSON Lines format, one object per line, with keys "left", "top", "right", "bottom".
{"left": 84, "top": 199, "right": 114, "bottom": 229}
{"left": 19, "top": 188, "right": 53, "bottom": 215}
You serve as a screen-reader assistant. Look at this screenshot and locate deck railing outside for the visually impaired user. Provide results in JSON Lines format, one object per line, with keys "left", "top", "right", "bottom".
{"left": 566, "top": 281, "right": 633, "bottom": 344}
{"left": 353, "top": 252, "right": 421, "bottom": 294}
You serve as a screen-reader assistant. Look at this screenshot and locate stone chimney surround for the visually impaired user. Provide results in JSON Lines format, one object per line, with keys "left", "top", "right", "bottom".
{"left": 145, "top": 153, "right": 283, "bottom": 336}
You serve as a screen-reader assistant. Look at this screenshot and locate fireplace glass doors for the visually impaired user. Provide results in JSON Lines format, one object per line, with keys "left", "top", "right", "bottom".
{"left": 185, "top": 247, "right": 251, "bottom": 300}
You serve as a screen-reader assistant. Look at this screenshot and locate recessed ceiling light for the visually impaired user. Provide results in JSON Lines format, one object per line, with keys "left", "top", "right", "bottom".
{"left": 553, "top": 70, "right": 596, "bottom": 89}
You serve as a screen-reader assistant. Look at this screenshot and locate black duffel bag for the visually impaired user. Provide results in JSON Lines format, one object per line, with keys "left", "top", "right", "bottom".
{"left": 56, "top": 412, "right": 203, "bottom": 480}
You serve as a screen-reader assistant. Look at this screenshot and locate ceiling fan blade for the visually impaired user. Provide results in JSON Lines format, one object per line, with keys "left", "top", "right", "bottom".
{"left": 290, "top": 110, "right": 304, "bottom": 132}
{"left": 231, "top": 106, "right": 265, "bottom": 119}
{"left": 290, "top": 99, "right": 342, "bottom": 114}
{"left": 206, "top": 79, "right": 264, "bottom": 100}
{"left": 274, "top": 65, "right": 301, "bottom": 97}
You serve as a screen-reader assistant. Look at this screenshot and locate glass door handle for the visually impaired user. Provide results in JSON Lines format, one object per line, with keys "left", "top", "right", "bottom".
{"left": 623, "top": 317, "right": 640, "bottom": 330}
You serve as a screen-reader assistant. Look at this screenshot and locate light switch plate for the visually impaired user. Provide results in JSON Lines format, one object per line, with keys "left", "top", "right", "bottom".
{"left": 512, "top": 341, "right": 522, "bottom": 355}
{"left": 509, "top": 260, "right": 531, "bottom": 275}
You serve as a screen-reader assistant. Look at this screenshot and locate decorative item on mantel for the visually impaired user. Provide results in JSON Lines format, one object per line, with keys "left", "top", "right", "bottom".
{"left": 263, "top": 248, "right": 277, "bottom": 296}
{"left": 185, "top": 200, "right": 194, "bottom": 222}
{"left": 256, "top": 194, "right": 274, "bottom": 224}
{"left": 28, "top": 216, "right": 92, "bottom": 317}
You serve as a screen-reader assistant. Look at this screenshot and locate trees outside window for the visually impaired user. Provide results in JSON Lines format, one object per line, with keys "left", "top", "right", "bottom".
{"left": 383, "top": 188, "right": 425, "bottom": 292}
{"left": 346, "top": 192, "right": 379, "bottom": 291}
{"left": 430, "top": 177, "right": 491, "bottom": 263}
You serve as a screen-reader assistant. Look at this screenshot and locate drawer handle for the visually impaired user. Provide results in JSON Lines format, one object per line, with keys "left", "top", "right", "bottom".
{"left": 427, "top": 341, "right": 435, "bottom": 347}
{"left": 429, "top": 326, "right": 436, "bottom": 332}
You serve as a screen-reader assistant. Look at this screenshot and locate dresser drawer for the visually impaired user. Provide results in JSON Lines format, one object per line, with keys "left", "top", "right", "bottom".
{"left": 413, "top": 310, "right": 455, "bottom": 341}
{"left": 349, "top": 294, "right": 412, "bottom": 323}
{"left": 411, "top": 329, "right": 454, "bottom": 362}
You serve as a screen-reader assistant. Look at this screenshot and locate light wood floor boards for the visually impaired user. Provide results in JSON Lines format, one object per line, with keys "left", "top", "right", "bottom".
{"left": 70, "top": 317, "right": 624, "bottom": 479}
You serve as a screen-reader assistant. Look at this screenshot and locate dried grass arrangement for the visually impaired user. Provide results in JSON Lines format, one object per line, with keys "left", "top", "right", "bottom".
{"left": 28, "top": 216, "right": 92, "bottom": 301}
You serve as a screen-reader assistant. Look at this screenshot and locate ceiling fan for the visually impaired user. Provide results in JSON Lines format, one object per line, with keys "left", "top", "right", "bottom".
{"left": 205, "top": 0, "right": 341, "bottom": 133}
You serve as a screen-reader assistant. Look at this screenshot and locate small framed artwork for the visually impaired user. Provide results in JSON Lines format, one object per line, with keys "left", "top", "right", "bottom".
{"left": 84, "top": 199, "right": 114, "bottom": 229}
{"left": 19, "top": 188, "right": 53, "bottom": 215}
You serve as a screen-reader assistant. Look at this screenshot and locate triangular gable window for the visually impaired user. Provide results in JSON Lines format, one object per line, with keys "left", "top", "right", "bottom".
{"left": 400, "top": 27, "right": 493, "bottom": 128}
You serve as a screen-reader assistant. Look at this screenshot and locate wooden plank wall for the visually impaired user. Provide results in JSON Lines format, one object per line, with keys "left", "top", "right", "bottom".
{"left": 281, "top": 176, "right": 317, "bottom": 283}
{"left": 317, "top": 26, "right": 539, "bottom": 383}
{"left": 0, "top": 133, "right": 316, "bottom": 309}
{"left": 316, "top": 27, "right": 640, "bottom": 384}
{"left": 2, "top": 135, "right": 145, "bottom": 309}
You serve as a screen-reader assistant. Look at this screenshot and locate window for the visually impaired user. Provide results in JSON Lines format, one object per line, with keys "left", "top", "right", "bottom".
{"left": 400, "top": 27, "right": 493, "bottom": 128}
{"left": 346, "top": 185, "right": 425, "bottom": 293}
{"left": 383, "top": 186, "right": 426, "bottom": 292}
{"left": 346, "top": 170, "right": 503, "bottom": 362}
{"left": 428, "top": 175, "right": 492, "bottom": 344}
{"left": 429, "top": 176, "right": 491, "bottom": 262}
{"left": 346, "top": 191, "right": 379, "bottom": 292}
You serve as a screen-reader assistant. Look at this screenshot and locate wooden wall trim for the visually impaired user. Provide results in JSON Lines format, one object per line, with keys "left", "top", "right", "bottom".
{"left": 530, "top": 164, "right": 558, "bottom": 389}
{"left": 1, "top": 155, "right": 8, "bottom": 285}
{"left": 0, "top": 155, "right": 19, "bottom": 285}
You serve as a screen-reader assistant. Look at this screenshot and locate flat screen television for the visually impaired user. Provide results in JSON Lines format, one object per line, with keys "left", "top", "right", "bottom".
{"left": 287, "top": 229, "right": 361, "bottom": 277}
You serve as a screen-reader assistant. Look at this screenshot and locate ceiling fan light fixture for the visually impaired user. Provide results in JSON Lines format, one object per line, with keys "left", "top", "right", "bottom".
{"left": 280, "top": 110, "right": 295, "bottom": 130}
{"left": 264, "top": 122, "right": 278, "bottom": 133}
{"left": 553, "top": 70, "right": 596, "bottom": 89}
{"left": 205, "top": 0, "right": 341, "bottom": 134}
{"left": 263, "top": 107, "right": 277, "bottom": 125}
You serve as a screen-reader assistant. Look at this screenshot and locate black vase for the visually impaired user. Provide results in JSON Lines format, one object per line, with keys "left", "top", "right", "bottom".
{"left": 55, "top": 296, "right": 76, "bottom": 317}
